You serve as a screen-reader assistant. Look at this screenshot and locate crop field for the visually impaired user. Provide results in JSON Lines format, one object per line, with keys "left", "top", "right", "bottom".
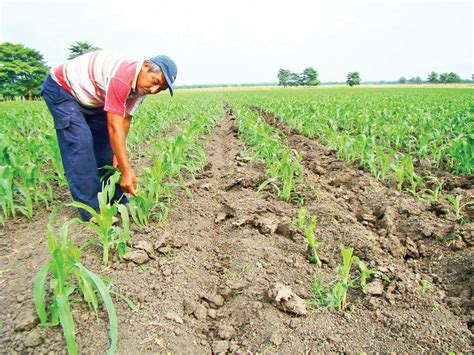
{"left": 0, "top": 86, "right": 473, "bottom": 353}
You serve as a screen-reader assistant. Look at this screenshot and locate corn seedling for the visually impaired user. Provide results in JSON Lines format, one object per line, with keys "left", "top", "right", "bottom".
{"left": 295, "top": 208, "right": 307, "bottom": 229}
{"left": 444, "top": 194, "right": 473, "bottom": 223}
{"left": 233, "top": 105, "right": 304, "bottom": 203}
{"left": 352, "top": 256, "right": 390, "bottom": 291}
{"left": 33, "top": 207, "right": 126, "bottom": 355}
{"left": 293, "top": 209, "right": 322, "bottom": 266}
{"left": 304, "top": 215, "right": 322, "bottom": 267}
{"left": 330, "top": 246, "right": 355, "bottom": 311}
{"left": 230, "top": 88, "right": 472, "bottom": 200}
{"left": 71, "top": 172, "right": 130, "bottom": 265}
{"left": 308, "top": 246, "right": 389, "bottom": 311}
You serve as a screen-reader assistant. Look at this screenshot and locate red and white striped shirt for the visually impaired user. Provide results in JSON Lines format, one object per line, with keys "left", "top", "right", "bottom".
{"left": 50, "top": 50, "right": 145, "bottom": 117}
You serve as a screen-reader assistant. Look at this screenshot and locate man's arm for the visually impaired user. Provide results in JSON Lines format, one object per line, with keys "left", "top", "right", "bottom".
{"left": 107, "top": 112, "right": 137, "bottom": 196}
{"left": 112, "top": 113, "right": 132, "bottom": 168}
{"left": 123, "top": 112, "right": 132, "bottom": 136}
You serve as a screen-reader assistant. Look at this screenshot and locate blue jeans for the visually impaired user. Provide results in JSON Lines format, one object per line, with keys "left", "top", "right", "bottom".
{"left": 41, "top": 75, "right": 127, "bottom": 220}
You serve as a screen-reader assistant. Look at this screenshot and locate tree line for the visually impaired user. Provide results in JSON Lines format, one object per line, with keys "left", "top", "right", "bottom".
{"left": 0, "top": 41, "right": 469, "bottom": 99}
{"left": 277, "top": 68, "right": 320, "bottom": 87}
{"left": 279, "top": 69, "right": 465, "bottom": 87}
{"left": 398, "top": 72, "right": 462, "bottom": 84}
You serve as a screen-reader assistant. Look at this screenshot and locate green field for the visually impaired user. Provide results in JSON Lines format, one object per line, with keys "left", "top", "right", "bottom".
{"left": 1, "top": 86, "right": 473, "bottom": 353}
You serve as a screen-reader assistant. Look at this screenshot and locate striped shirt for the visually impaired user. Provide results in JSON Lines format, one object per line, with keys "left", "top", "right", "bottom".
{"left": 50, "top": 50, "right": 145, "bottom": 117}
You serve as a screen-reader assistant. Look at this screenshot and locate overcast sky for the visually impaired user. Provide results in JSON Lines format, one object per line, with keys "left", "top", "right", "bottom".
{"left": 1, "top": 0, "right": 472, "bottom": 85}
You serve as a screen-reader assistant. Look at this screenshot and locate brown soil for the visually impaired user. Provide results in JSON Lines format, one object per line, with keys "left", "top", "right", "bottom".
{"left": 0, "top": 110, "right": 472, "bottom": 353}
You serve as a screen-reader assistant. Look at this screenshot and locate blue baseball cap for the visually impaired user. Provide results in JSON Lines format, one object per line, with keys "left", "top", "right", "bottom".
{"left": 150, "top": 55, "right": 177, "bottom": 96}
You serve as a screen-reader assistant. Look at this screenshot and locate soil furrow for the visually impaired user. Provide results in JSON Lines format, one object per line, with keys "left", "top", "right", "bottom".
{"left": 254, "top": 108, "right": 473, "bottom": 341}
{"left": 0, "top": 108, "right": 471, "bottom": 353}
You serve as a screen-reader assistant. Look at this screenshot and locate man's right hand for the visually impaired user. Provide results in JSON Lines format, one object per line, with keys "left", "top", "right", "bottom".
{"left": 120, "top": 168, "right": 137, "bottom": 196}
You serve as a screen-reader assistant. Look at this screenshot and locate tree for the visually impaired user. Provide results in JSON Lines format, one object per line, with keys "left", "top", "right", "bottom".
{"left": 0, "top": 42, "right": 49, "bottom": 100}
{"left": 447, "top": 72, "right": 462, "bottom": 83}
{"left": 398, "top": 76, "right": 407, "bottom": 84}
{"left": 301, "top": 67, "right": 320, "bottom": 86}
{"left": 427, "top": 72, "right": 439, "bottom": 83}
{"left": 288, "top": 72, "right": 301, "bottom": 86}
{"left": 346, "top": 72, "right": 361, "bottom": 87}
{"left": 439, "top": 73, "right": 449, "bottom": 84}
{"left": 68, "top": 41, "right": 101, "bottom": 59}
{"left": 277, "top": 69, "right": 291, "bottom": 87}
{"left": 408, "top": 76, "right": 423, "bottom": 84}
{"left": 439, "top": 72, "right": 462, "bottom": 84}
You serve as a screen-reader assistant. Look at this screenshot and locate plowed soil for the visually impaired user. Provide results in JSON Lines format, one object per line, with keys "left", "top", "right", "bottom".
{"left": 0, "top": 109, "right": 472, "bottom": 353}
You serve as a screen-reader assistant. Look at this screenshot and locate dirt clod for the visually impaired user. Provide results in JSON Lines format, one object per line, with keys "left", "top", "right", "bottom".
{"left": 134, "top": 240, "right": 155, "bottom": 259}
{"left": 123, "top": 250, "right": 150, "bottom": 264}
{"left": 203, "top": 294, "right": 225, "bottom": 308}
{"left": 184, "top": 300, "right": 199, "bottom": 315}
{"left": 226, "top": 280, "right": 248, "bottom": 290}
{"left": 153, "top": 235, "right": 166, "bottom": 250}
{"left": 270, "top": 332, "right": 283, "bottom": 346}
{"left": 193, "top": 304, "right": 208, "bottom": 321}
{"left": 208, "top": 308, "right": 217, "bottom": 319}
{"left": 275, "top": 222, "right": 298, "bottom": 240}
{"left": 254, "top": 216, "right": 279, "bottom": 235}
{"left": 365, "top": 280, "right": 385, "bottom": 296}
{"left": 212, "top": 340, "right": 229, "bottom": 354}
{"left": 218, "top": 324, "right": 236, "bottom": 340}
{"left": 268, "top": 283, "right": 307, "bottom": 316}
{"left": 165, "top": 312, "right": 183, "bottom": 325}
{"left": 24, "top": 328, "right": 43, "bottom": 347}
{"left": 14, "top": 307, "right": 38, "bottom": 332}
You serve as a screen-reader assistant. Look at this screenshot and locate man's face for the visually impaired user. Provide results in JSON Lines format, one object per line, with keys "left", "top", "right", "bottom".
{"left": 136, "top": 62, "right": 168, "bottom": 96}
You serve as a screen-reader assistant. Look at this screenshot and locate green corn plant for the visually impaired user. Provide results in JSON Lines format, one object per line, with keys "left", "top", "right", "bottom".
{"left": 330, "top": 246, "right": 355, "bottom": 311}
{"left": 33, "top": 206, "right": 123, "bottom": 355}
{"left": 423, "top": 178, "right": 444, "bottom": 201}
{"left": 293, "top": 209, "right": 323, "bottom": 266}
{"left": 445, "top": 194, "right": 474, "bottom": 223}
{"left": 128, "top": 192, "right": 153, "bottom": 227}
{"left": 352, "top": 256, "right": 390, "bottom": 291}
{"left": 392, "top": 161, "right": 406, "bottom": 191}
{"left": 16, "top": 185, "right": 33, "bottom": 220}
{"left": 304, "top": 215, "right": 322, "bottom": 267}
{"left": 295, "top": 208, "right": 307, "bottom": 229}
{"left": 308, "top": 246, "right": 390, "bottom": 311}
{"left": 71, "top": 172, "right": 130, "bottom": 265}
{"left": 0, "top": 165, "right": 15, "bottom": 220}
{"left": 278, "top": 150, "right": 304, "bottom": 203}
{"left": 402, "top": 155, "right": 420, "bottom": 197}
{"left": 236, "top": 106, "right": 304, "bottom": 204}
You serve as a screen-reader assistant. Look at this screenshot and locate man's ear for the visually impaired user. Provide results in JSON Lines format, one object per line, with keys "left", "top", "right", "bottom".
{"left": 142, "top": 60, "right": 151, "bottom": 72}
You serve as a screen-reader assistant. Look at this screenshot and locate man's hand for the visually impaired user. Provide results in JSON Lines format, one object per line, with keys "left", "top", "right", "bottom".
{"left": 107, "top": 112, "right": 136, "bottom": 196}
{"left": 121, "top": 168, "right": 137, "bottom": 196}
{"left": 112, "top": 155, "right": 119, "bottom": 168}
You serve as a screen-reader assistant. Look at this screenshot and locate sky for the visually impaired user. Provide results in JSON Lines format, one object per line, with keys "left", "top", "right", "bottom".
{"left": 1, "top": 0, "right": 472, "bottom": 85}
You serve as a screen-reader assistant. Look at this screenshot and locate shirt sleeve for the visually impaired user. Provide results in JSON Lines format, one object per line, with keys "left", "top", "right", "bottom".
{"left": 104, "top": 77, "right": 131, "bottom": 116}
{"left": 126, "top": 93, "right": 146, "bottom": 116}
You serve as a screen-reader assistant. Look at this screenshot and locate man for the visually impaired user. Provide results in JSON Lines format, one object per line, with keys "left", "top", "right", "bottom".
{"left": 41, "top": 50, "right": 177, "bottom": 221}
